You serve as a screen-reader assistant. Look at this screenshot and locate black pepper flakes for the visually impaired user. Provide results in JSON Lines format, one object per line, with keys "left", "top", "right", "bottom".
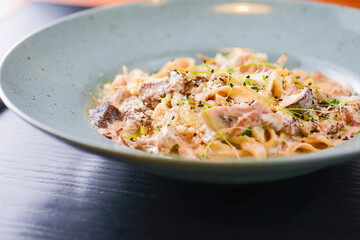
{"left": 171, "top": 116, "right": 175, "bottom": 120}
{"left": 198, "top": 101, "right": 204, "bottom": 107}
{"left": 226, "top": 98, "right": 231, "bottom": 102}
{"left": 230, "top": 83, "right": 234, "bottom": 88}
{"left": 246, "top": 75, "right": 250, "bottom": 79}
{"left": 243, "top": 82, "right": 246, "bottom": 86}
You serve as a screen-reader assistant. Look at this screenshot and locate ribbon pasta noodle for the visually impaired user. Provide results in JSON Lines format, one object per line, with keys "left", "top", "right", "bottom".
{"left": 89, "top": 48, "right": 360, "bottom": 160}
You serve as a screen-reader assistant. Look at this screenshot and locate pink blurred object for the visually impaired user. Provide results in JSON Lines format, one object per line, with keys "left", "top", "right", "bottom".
{"left": 40, "top": 0, "right": 360, "bottom": 8}
{"left": 37, "top": 0, "right": 143, "bottom": 7}
{"left": 0, "top": 0, "right": 30, "bottom": 21}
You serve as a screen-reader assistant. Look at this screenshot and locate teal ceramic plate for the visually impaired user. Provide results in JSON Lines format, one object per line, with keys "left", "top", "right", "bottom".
{"left": 1, "top": 0, "right": 360, "bottom": 183}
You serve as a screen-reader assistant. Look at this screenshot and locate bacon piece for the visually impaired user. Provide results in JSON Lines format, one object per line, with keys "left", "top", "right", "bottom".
{"left": 138, "top": 71, "right": 185, "bottom": 109}
{"left": 90, "top": 103, "right": 122, "bottom": 128}
{"left": 313, "top": 71, "right": 353, "bottom": 96}
{"left": 276, "top": 54, "right": 288, "bottom": 67}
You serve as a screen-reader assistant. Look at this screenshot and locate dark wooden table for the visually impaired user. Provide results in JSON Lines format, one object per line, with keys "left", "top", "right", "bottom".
{"left": 1, "top": 2, "right": 360, "bottom": 239}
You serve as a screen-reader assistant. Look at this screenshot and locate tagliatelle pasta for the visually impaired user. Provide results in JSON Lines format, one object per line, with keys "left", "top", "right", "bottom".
{"left": 89, "top": 48, "right": 360, "bottom": 160}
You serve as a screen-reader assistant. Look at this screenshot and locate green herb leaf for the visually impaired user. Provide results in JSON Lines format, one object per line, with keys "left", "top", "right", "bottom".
{"left": 139, "top": 126, "right": 146, "bottom": 135}
{"left": 331, "top": 98, "right": 340, "bottom": 105}
{"left": 306, "top": 111, "right": 317, "bottom": 121}
{"left": 238, "top": 62, "right": 278, "bottom": 69}
{"left": 245, "top": 78, "right": 253, "bottom": 86}
{"left": 200, "top": 136, "right": 219, "bottom": 160}
{"left": 184, "top": 120, "right": 200, "bottom": 126}
{"left": 251, "top": 86, "right": 259, "bottom": 92}
{"left": 242, "top": 127, "right": 253, "bottom": 137}
{"left": 123, "top": 134, "right": 138, "bottom": 141}
{"left": 323, "top": 114, "right": 330, "bottom": 120}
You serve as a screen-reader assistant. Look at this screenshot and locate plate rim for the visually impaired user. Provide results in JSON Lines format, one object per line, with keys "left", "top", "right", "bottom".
{"left": 1, "top": 0, "right": 360, "bottom": 169}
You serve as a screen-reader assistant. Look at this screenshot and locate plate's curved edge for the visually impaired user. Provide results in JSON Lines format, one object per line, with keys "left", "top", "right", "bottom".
{"left": 1, "top": 0, "right": 360, "bottom": 170}
{"left": 2, "top": 80, "right": 359, "bottom": 171}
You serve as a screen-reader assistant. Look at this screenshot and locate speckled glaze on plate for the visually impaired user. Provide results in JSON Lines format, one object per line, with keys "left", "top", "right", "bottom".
{"left": 1, "top": 0, "right": 360, "bottom": 183}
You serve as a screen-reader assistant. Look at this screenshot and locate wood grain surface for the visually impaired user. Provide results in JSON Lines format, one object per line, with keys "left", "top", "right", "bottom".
{"left": 0, "top": 1, "right": 360, "bottom": 240}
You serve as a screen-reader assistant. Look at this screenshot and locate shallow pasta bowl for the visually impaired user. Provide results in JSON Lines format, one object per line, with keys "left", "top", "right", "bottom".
{"left": 1, "top": 0, "right": 360, "bottom": 183}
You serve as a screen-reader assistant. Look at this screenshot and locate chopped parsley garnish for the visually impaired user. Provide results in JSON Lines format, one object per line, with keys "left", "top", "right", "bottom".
{"left": 330, "top": 98, "right": 340, "bottom": 105}
{"left": 306, "top": 111, "right": 317, "bottom": 122}
{"left": 139, "top": 125, "right": 146, "bottom": 135}
{"left": 323, "top": 114, "right": 330, "bottom": 120}
{"left": 123, "top": 134, "right": 138, "bottom": 141}
{"left": 251, "top": 86, "right": 259, "bottom": 92}
{"left": 242, "top": 127, "right": 252, "bottom": 137}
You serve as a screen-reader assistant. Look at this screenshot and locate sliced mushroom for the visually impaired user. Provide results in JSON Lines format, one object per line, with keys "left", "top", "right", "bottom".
{"left": 199, "top": 103, "right": 270, "bottom": 131}
{"left": 279, "top": 87, "right": 313, "bottom": 109}
{"left": 90, "top": 103, "right": 122, "bottom": 128}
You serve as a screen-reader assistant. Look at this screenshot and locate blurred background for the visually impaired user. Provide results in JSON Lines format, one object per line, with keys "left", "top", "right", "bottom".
{"left": 2, "top": 0, "right": 360, "bottom": 8}
{"left": 0, "top": 0, "right": 359, "bottom": 106}
{"left": 1, "top": 0, "right": 359, "bottom": 53}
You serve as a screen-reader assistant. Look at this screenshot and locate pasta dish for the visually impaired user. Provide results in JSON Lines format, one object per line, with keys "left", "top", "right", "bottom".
{"left": 89, "top": 48, "right": 360, "bottom": 160}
